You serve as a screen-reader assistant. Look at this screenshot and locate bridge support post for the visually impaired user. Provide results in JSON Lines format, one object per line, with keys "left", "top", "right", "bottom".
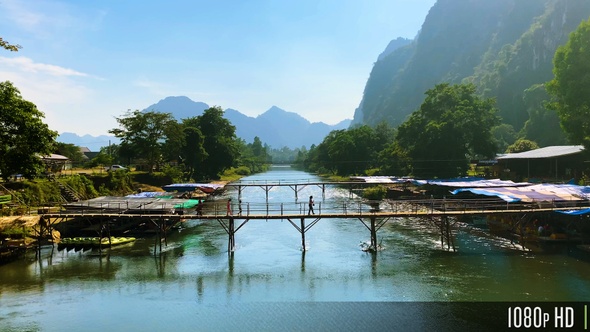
{"left": 370, "top": 216, "right": 377, "bottom": 250}
{"left": 228, "top": 217, "right": 235, "bottom": 253}
{"left": 300, "top": 217, "right": 306, "bottom": 251}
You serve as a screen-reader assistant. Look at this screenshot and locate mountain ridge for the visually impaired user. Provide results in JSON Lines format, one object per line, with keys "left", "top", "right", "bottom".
{"left": 351, "top": 0, "right": 590, "bottom": 148}
{"left": 58, "top": 97, "right": 351, "bottom": 151}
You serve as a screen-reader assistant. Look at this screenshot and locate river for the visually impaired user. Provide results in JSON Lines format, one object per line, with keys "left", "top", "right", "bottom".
{"left": 1, "top": 166, "right": 590, "bottom": 331}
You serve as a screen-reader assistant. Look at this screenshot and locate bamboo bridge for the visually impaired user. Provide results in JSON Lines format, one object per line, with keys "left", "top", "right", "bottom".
{"left": 37, "top": 196, "right": 590, "bottom": 254}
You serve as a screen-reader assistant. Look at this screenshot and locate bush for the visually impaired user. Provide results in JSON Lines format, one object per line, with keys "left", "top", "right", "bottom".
{"left": 365, "top": 168, "right": 381, "bottom": 176}
{"left": 363, "top": 185, "right": 388, "bottom": 200}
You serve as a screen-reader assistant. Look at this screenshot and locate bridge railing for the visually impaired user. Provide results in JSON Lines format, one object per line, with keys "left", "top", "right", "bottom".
{"left": 53, "top": 197, "right": 586, "bottom": 217}
{"left": 197, "top": 197, "right": 585, "bottom": 217}
{"left": 229, "top": 179, "right": 327, "bottom": 185}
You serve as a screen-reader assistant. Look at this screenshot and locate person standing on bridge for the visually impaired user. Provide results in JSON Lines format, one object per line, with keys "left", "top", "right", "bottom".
{"left": 227, "top": 198, "right": 232, "bottom": 216}
{"left": 308, "top": 195, "right": 315, "bottom": 215}
{"left": 196, "top": 199, "right": 203, "bottom": 216}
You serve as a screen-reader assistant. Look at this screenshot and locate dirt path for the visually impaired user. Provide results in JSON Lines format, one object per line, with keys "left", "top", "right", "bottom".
{"left": 0, "top": 216, "right": 41, "bottom": 232}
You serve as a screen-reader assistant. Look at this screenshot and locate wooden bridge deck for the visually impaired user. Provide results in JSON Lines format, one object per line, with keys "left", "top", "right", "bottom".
{"left": 37, "top": 197, "right": 590, "bottom": 254}
{"left": 40, "top": 205, "right": 589, "bottom": 220}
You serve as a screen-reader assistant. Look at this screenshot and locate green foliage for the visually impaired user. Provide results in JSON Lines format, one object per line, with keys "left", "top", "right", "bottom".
{"left": 396, "top": 83, "right": 500, "bottom": 178}
{"left": 520, "top": 84, "right": 566, "bottom": 147}
{"left": 377, "top": 141, "right": 411, "bottom": 176}
{"left": 1, "top": 225, "right": 29, "bottom": 238}
{"left": 547, "top": 18, "right": 590, "bottom": 149}
{"left": 161, "top": 165, "right": 184, "bottom": 184}
{"left": 491, "top": 124, "right": 518, "bottom": 153}
{"left": 365, "top": 168, "right": 380, "bottom": 176}
{"left": 0, "top": 81, "right": 58, "bottom": 180}
{"left": 178, "top": 125, "right": 207, "bottom": 181}
{"left": 505, "top": 139, "right": 539, "bottom": 153}
{"left": 60, "top": 175, "right": 99, "bottom": 199}
{"left": 220, "top": 167, "right": 250, "bottom": 182}
{"left": 85, "top": 151, "right": 113, "bottom": 168}
{"left": 363, "top": 186, "right": 388, "bottom": 200}
{"left": 100, "top": 171, "right": 134, "bottom": 195}
{"left": 305, "top": 123, "right": 395, "bottom": 176}
{"left": 56, "top": 142, "right": 86, "bottom": 165}
{"left": 0, "top": 37, "right": 21, "bottom": 52}
{"left": 109, "top": 110, "right": 176, "bottom": 173}
{"left": 237, "top": 137, "right": 269, "bottom": 174}
{"left": 3, "top": 180, "right": 62, "bottom": 206}
{"left": 232, "top": 166, "right": 251, "bottom": 176}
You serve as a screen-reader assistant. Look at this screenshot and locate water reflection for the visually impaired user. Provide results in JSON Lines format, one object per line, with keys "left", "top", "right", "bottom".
{"left": 2, "top": 166, "right": 590, "bottom": 330}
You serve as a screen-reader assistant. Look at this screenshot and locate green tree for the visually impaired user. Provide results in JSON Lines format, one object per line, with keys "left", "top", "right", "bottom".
{"left": 491, "top": 124, "right": 517, "bottom": 153}
{"left": 0, "top": 37, "right": 21, "bottom": 52}
{"left": 520, "top": 84, "right": 566, "bottom": 147}
{"left": 305, "top": 124, "right": 395, "bottom": 176}
{"left": 378, "top": 141, "right": 411, "bottom": 176}
{"left": 195, "top": 107, "right": 240, "bottom": 179}
{"left": 0, "top": 81, "right": 57, "bottom": 179}
{"left": 547, "top": 18, "right": 590, "bottom": 149}
{"left": 505, "top": 139, "right": 539, "bottom": 153}
{"left": 109, "top": 110, "right": 176, "bottom": 173}
{"left": 55, "top": 142, "right": 86, "bottom": 166}
{"left": 396, "top": 83, "right": 499, "bottom": 178}
{"left": 180, "top": 126, "right": 207, "bottom": 180}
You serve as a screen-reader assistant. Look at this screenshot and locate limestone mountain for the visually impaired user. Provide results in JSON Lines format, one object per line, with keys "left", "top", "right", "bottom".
{"left": 352, "top": 0, "right": 590, "bottom": 147}
{"left": 59, "top": 97, "right": 351, "bottom": 150}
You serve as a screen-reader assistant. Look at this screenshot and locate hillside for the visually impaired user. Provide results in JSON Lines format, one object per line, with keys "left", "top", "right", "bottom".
{"left": 352, "top": 0, "right": 590, "bottom": 147}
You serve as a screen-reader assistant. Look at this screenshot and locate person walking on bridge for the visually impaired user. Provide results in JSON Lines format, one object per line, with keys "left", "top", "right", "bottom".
{"left": 308, "top": 195, "right": 315, "bottom": 215}
{"left": 226, "top": 198, "right": 232, "bottom": 216}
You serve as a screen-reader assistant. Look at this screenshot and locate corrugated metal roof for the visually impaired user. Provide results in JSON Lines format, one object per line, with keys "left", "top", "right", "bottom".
{"left": 497, "top": 145, "right": 584, "bottom": 160}
{"left": 41, "top": 154, "right": 69, "bottom": 160}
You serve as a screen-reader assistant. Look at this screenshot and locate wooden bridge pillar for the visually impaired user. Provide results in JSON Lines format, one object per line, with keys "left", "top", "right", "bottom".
{"left": 300, "top": 217, "right": 306, "bottom": 251}
{"left": 370, "top": 216, "right": 377, "bottom": 250}
{"left": 228, "top": 217, "right": 235, "bottom": 253}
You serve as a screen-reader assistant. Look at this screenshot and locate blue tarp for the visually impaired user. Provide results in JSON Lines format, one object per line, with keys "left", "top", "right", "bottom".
{"left": 414, "top": 178, "right": 530, "bottom": 188}
{"left": 162, "top": 183, "right": 224, "bottom": 193}
{"left": 451, "top": 188, "right": 521, "bottom": 203}
{"left": 451, "top": 183, "right": 590, "bottom": 203}
{"left": 556, "top": 208, "right": 590, "bottom": 216}
{"left": 126, "top": 191, "right": 172, "bottom": 198}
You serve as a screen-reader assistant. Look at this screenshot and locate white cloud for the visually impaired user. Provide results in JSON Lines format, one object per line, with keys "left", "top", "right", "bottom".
{"left": 0, "top": 56, "right": 102, "bottom": 134}
{"left": 0, "top": 56, "right": 89, "bottom": 77}
{"left": 1, "top": 0, "right": 45, "bottom": 31}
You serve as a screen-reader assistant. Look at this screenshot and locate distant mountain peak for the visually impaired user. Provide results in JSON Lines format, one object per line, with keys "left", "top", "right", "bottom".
{"left": 59, "top": 97, "right": 351, "bottom": 150}
{"left": 142, "top": 96, "right": 209, "bottom": 120}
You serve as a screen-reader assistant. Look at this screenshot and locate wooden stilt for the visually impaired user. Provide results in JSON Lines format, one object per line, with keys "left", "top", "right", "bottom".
{"left": 439, "top": 217, "right": 444, "bottom": 249}
{"left": 370, "top": 216, "right": 377, "bottom": 250}
{"left": 228, "top": 217, "right": 235, "bottom": 253}
{"left": 300, "top": 217, "right": 306, "bottom": 251}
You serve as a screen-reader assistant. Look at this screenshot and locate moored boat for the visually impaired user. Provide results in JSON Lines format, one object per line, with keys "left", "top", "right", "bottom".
{"left": 59, "top": 236, "right": 136, "bottom": 249}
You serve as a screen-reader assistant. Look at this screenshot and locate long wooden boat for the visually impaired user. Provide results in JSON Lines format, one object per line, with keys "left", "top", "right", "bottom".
{"left": 59, "top": 236, "right": 136, "bottom": 249}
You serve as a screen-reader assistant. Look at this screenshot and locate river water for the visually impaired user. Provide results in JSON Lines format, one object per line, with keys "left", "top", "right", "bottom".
{"left": 1, "top": 166, "right": 590, "bottom": 331}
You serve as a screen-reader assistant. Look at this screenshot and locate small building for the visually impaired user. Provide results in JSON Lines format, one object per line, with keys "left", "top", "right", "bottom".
{"left": 40, "top": 154, "right": 71, "bottom": 173}
{"left": 79, "top": 146, "right": 99, "bottom": 160}
{"left": 496, "top": 145, "right": 587, "bottom": 182}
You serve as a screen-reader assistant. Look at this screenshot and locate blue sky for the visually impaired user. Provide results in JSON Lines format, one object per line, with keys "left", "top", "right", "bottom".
{"left": 0, "top": 0, "right": 436, "bottom": 136}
